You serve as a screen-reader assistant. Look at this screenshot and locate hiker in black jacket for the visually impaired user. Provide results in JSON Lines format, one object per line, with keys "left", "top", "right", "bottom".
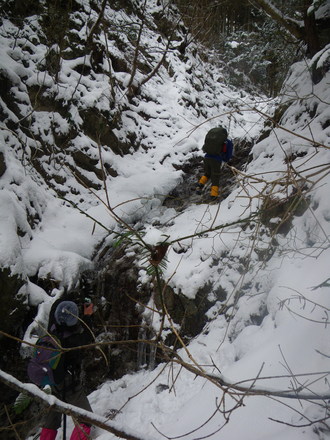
{"left": 197, "top": 126, "right": 234, "bottom": 200}
{"left": 40, "top": 298, "right": 94, "bottom": 440}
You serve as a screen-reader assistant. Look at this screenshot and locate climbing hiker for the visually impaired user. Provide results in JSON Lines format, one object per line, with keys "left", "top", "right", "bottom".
{"left": 197, "top": 126, "right": 233, "bottom": 200}
{"left": 38, "top": 298, "right": 94, "bottom": 440}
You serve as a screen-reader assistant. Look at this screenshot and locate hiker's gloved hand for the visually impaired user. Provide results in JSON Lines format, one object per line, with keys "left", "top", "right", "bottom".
{"left": 13, "top": 393, "right": 31, "bottom": 415}
{"left": 43, "top": 385, "right": 52, "bottom": 394}
{"left": 84, "top": 299, "right": 94, "bottom": 316}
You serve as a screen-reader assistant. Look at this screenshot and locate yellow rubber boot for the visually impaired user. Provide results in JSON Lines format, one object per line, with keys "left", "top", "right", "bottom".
{"left": 199, "top": 175, "right": 208, "bottom": 185}
{"left": 210, "top": 186, "right": 219, "bottom": 197}
{"left": 197, "top": 175, "right": 209, "bottom": 194}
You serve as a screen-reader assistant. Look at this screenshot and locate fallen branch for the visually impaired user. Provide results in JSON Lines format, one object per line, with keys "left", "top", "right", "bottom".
{"left": 0, "top": 370, "right": 151, "bottom": 440}
{"left": 167, "top": 352, "right": 330, "bottom": 401}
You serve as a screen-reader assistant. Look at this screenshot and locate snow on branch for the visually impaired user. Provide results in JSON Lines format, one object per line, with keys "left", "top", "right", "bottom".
{"left": 169, "top": 353, "right": 330, "bottom": 402}
{"left": 0, "top": 369, "right": 152, "bottom": 440}
{"left": 251, "top": 0, "right": 304, "bottom": 40}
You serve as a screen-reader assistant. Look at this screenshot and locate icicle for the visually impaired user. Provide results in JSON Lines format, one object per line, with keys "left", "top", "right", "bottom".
{"left": 148, "top": 343, "right": 157, "bottom": 371}
{"left": 137, "top": 327, "right": 147, "bottom": 368}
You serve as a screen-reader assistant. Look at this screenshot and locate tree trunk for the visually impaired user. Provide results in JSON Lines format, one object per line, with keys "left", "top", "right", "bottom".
{"left": 251, "top": 0, "right": 304, "bottom": 40}
{"left": 252, "top": 0, "right": 321, "bottom": 56}
{"left": 302, "top": 3, "right": 321, "bottom": 56}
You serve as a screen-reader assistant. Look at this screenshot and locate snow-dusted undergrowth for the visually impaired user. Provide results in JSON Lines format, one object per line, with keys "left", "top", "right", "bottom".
{"left": 0, "top": 1, "right": 329, "bottom": 439}
{"left": 91, "top": 47, "right": 330, "bottom": 440}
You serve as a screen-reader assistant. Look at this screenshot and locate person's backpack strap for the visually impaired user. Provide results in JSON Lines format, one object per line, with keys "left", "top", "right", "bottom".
{"left": 222, "top": 139, "right": 233, "bottom": 162}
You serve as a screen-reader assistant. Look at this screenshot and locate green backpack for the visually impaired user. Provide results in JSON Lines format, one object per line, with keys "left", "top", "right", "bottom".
{"left": 202, "top": 127, "right": 228, "bottom": 155}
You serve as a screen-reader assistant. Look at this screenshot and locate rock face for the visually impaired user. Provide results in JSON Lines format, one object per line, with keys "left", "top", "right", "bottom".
{"left": 78, "top": 241, "right": 215, "bottom": 385}
{"left": 0, "top": 1, "right": 210, "bottom": 433}
{"left": 0, "top": 1, "right": 268, "bottom": 437}
{"left": 0, "top": 270, "right": 30, "bottom": 439}
{"left": 0, "top": 152, "right": 6, "bottom": 177}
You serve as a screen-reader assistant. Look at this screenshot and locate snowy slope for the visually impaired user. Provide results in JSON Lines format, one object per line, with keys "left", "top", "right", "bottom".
{"left": 82, "top": 47, "right": 330, "bottom": 440}
{"left": 0, "top": 0, "right": 267, "bottom": 335}
{"left": 0, "top": 1, "right": 329, "bottom": 440}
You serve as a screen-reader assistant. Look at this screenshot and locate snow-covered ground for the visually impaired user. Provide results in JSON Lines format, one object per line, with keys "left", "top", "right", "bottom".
{"left": 85, "top": 45, "right": 330, "bottom": 440}
{"left": 0, "top": 2, "right": 329, "bottom": 439}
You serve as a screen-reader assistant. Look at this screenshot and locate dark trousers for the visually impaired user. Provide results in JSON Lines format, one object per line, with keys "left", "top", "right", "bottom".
{"left": 43, "top": 379, "right": 92, "bottom": 430}
{"left": 203, "top": 157, "right": 222, "bottom": 187}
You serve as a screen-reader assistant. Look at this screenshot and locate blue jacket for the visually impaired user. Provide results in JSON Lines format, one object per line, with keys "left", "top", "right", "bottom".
{"left": 205, "top": 139, "right": 233, "bottom": 163}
